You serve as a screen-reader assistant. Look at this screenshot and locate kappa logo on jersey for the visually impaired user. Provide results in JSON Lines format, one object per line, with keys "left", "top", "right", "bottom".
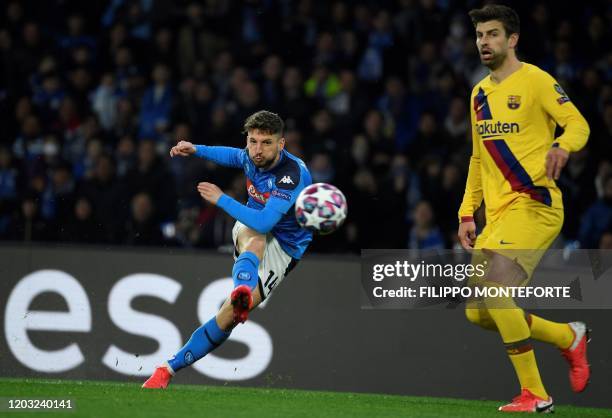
{"left": 554, "top": 83, "right": 570, "bottom": 105}
{"left": 507, "top": 95, "right": 521, "bottom": 110}
{"left": 474, "top": 87, "right": 492, "bottom": 121}
{"left": 246, "top": 179, "right": 269, "bottom": 204}
{"left": 279, "top": 175, "right": 294, "bottom": 185}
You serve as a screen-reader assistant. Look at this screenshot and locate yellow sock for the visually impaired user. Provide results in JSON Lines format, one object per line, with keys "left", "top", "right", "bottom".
{"left": 526, "top": 313, "right": 574, "bottom": 349}
{"left": 487, "top": 307, "right": 548, "bottom": 399}
{"left": 507, "top": 343, "right": 549, "bottom": 400}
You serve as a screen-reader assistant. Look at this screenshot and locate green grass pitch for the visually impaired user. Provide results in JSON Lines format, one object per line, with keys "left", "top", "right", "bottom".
{"left": 1, "top": 378, "right": 611, "bottom": 418}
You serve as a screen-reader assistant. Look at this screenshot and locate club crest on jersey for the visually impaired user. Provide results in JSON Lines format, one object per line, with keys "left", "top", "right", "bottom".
{"left": 279, "top": 175, "right": 294, "bottom": 185}
{"left": 507, "top": 95, "right": 521, "bottom": 110}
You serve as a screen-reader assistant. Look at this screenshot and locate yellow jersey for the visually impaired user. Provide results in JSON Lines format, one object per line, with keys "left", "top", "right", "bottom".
{"left": 459, "top": 62, "right": 590, "bottom": 223}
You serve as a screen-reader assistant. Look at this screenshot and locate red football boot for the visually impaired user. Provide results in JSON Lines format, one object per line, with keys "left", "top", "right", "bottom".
{"left": 142, "top": 365, "right": 173, "bottom": 389}
{"left": 498, "top": 389, "right": 554, "bottom": 413}
{"left": 560, "top": 321, "right": 591, "bottom": 393}
{"left": 231, "top": 285, "right": 253, "bottom": 324}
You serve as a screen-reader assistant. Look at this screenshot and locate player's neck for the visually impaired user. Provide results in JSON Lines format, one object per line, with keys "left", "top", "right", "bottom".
{"left": 490, "top": 55, "right": 522, "bottom": 84}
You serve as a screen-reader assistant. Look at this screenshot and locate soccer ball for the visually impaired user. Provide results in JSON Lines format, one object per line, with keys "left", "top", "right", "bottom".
{"left": 295, "top": 183, "right": 347, "bottom": 235}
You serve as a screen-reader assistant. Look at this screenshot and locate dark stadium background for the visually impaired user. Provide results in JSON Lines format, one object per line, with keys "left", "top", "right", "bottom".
{"left": 0, "top": 0, "right": 610, "bottom": 252}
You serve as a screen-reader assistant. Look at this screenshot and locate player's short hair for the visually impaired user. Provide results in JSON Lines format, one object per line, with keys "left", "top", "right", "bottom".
{"left": 243, "top": 110, "right": 284, "bottom": 136}
{"left": 468, "top": 4, "right": 520, "bottom": 37}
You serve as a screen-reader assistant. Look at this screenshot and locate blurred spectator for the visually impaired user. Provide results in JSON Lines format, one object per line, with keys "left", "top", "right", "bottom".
{"left": 138, "top": 63, "right": 173, "bottom": 140}
{"left": 409, "top": 112, "right": 450, "bottom": 164}
{"left": 78, "top": 154, "right": 127, "bottom": 242}
{"left": 327, "top": 69, "right": 369, "bottom": 136}
{"left": 432, "top": 163, "right": 464, "bottom": 244}
{"left": 13, "top": 115, "right": 44, "bottom": 164}
{"left": 115, "top": 135, "right": 136, "bottom": 177}
{"left": 58, "top": 196, "right": 103, "bottom": 243}
{"left": 0, "top": 146, "right": 22, "bottom": 203}
{"left": 309, "top": 152, "right": 335, "bottom": 184}
{"left": 126, "top": 139, "right": 176, "bottom": 221}
{"left": 284, "top": 129, "right": 305, "bottom": 159}
{"left": 336, "top": 30, "right": 361, "bottom": 69}
{"left": 305, "top": 65, "right": 340, "bottom": 103}
{"left": 377, "top": 76, "right": 420, "bottom": 151}
{"left": 197, "top": 175, "right": 246, "bottom": 250}
{"left": 259, "top": 54, "right": 283, "bottom": 111}
{"left": 311, "top": 108, "right": 339, "bottom": 153}
{"left": 48, "top": 162, "right": 76, "bottom": 227}
{"left": 578, "top": 174, "right": 612, "bottom": 249}
{"left": 230, "top": 81, "right": 261, "bottom": 131}
{"left": 150, "top": 27, "right": 176, "bottom": 74}
{"left": 408, "top": 200, "right": 444, "bottom": 250}
{"left": 7, "top": 194, "right": 51, "bottom": 242}
{"left": 558, "top": 148, "right": 598, "bottom": 240}
{"left": 357, "top": 10, "right": 394, "bottom": 83}
{"left": 281, "top": 67, "right": 314, "bottom": 131}
{"left": 92, "top": 73, "right": 121, "bottom": 131}
{"left": 0, "top": 146, "right": 23, "bottom": 237}
{"left": 123, "top": 192, "right": 165, "bottom": 246}
{"left": 444, "top": 97, "right": 469, "bottom": 142}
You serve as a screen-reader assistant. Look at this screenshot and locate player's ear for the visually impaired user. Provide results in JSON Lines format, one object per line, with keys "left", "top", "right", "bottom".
{"left": 508, "top": 32, "right": 519, "bottom": 49}
{"left": 278, "top": 137, "right": 285, "bottom": 150}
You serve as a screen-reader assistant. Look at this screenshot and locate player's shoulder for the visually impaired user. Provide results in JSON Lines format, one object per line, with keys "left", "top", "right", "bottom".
{"left": 472, "top": 76, "right": 488, "bottom": 90}
{"left": 522, "top": 62, "right": 555, "bottom": 83}
{"left": 240, "top": 147, "right": 255, "bottom": 174}
{"left": 271, "top": 150, "right": 309, "bottom": 190}
{"left": 471, "top": 76, "right": 489, "bottom": 98}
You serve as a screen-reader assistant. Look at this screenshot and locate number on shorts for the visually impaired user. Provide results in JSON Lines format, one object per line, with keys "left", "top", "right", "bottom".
{"left": 264, "top": 270, "right": 279, "bottom": 293}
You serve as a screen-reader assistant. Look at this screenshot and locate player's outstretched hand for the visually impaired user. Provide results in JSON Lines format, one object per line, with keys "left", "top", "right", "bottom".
{"left": 197, "top": 182, "right": 223, "bottom": 205}
{"left": 170, "top": 140, "right": 196, "bottom": 157}
{"left": 545, "top": 146, "right": 569, "bottom": 180}
{"left": 458, "top": 221, "right": 477, "bottom": 250}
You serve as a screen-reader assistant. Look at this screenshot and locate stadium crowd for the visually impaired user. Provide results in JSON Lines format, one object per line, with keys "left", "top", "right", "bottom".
{"left": 0, "top": 0, "right": 610, "bottom": 253}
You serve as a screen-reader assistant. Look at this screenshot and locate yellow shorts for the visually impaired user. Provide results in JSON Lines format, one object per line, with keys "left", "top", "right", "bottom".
{"left": 474, "top": 200, "right": 563, "bottom": 279}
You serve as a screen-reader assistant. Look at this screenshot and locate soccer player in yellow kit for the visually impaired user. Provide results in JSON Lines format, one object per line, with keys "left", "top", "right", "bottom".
{"left": 457, "top": 5, "right": 591, "bottom": 413}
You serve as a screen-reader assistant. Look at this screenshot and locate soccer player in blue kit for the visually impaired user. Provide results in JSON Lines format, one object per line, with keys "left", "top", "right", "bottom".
{"left": 143, "top": 110, "right": 312, "bottom": 388}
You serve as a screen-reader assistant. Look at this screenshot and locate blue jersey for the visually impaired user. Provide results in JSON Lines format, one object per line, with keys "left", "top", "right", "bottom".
{"left": 194, "top": 145, "right": 313, "bottom": 259}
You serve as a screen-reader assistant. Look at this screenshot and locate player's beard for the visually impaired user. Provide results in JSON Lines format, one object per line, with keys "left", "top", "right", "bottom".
{"left": 481, "top": 49, "right": 507, "bottom": 71}
{"left": 250, "top": 153, "right": 276, "bottom": 170}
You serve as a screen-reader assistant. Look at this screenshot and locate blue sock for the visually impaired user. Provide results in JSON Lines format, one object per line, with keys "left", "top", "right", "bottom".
{"left": 232, "top": 251, "right": 259, "bottom": 290}
{"left": 167, "top": 317, "right": 231, "bottom": 372}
